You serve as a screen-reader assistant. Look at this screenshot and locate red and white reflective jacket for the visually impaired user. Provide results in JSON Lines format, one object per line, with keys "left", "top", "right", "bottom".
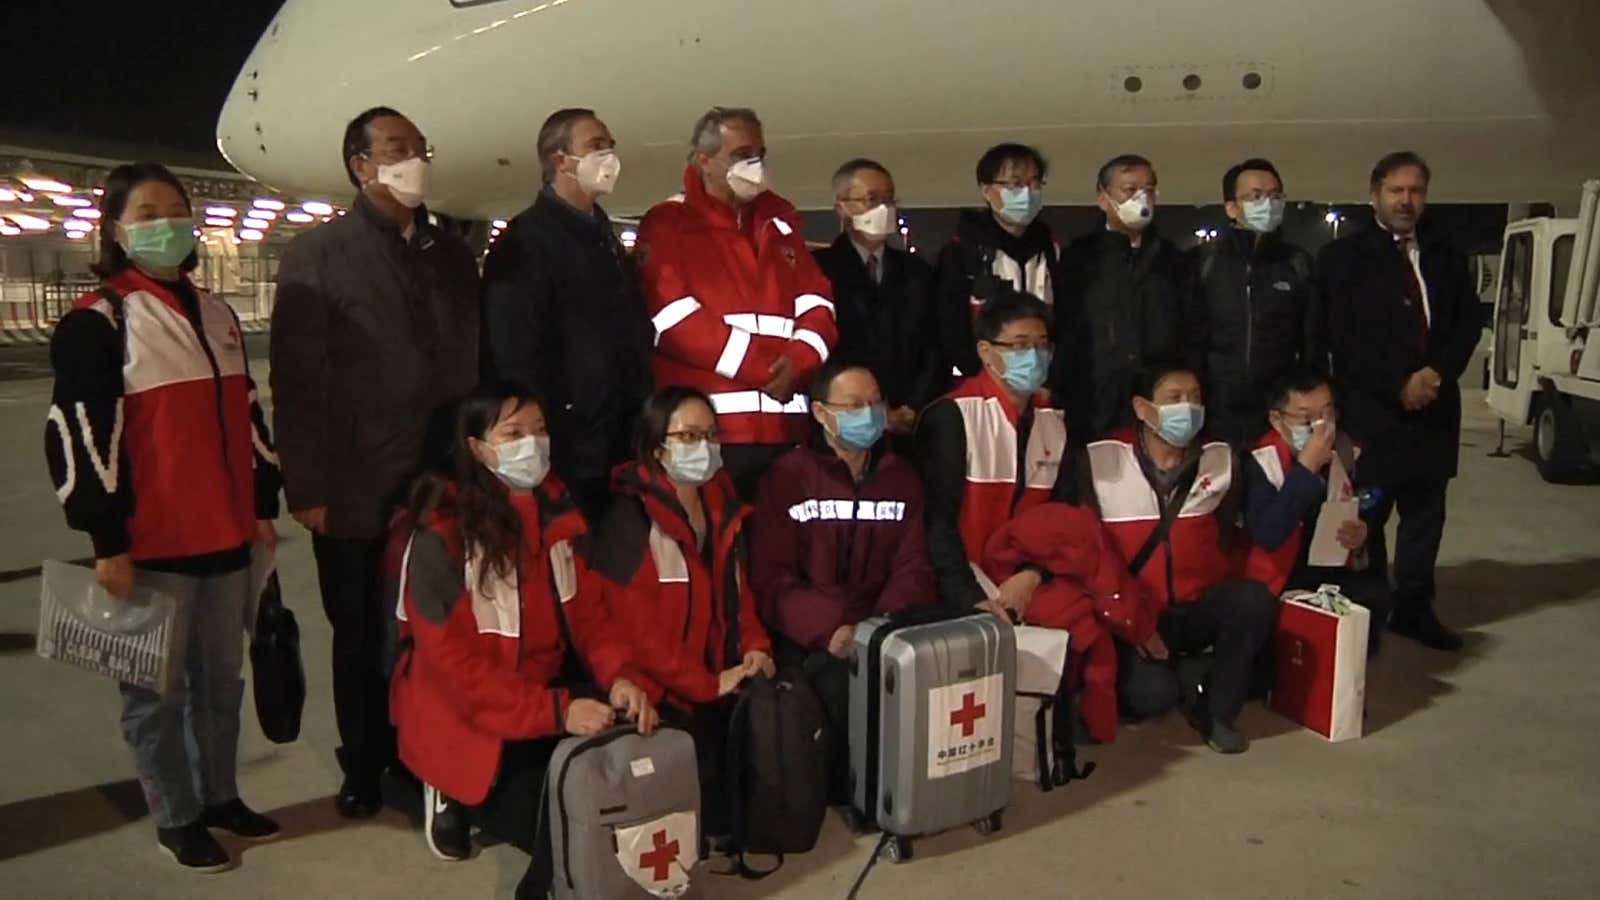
{"left": 390, "top": 482, "right": 641, "bottom": 806}
{"left": 1087, "top": 430, "right": 1236, "bottom": 612}
{"left": 45, "top": 268, "right": 278, "bottom": 561}
{"left": 638, "top": 166, "right": 838, "bottom": 446}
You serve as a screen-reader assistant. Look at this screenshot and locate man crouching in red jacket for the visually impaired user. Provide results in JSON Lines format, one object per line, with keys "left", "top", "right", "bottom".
{"left": 751, "top": 359, "right": 937, "bottom": 803}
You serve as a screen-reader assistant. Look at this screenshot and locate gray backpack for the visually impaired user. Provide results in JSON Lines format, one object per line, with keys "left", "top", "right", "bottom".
{"left": 548, "top": 725, "right": 702, "bottom": 899}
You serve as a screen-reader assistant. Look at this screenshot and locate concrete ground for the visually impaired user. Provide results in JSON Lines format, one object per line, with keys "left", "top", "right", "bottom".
{"left": 0, "top": 348, "right": 1596, "bottom": 900}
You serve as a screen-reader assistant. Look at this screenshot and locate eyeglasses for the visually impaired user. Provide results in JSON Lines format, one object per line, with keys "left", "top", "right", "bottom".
{"left": 840, "top": 193, "right": 895, "bottom": 208}
{"left": 1274, "top": 410, "right": 1337, "bottom": 427}
{"left": 664, "top": 429, "right": 719, "bottom": 444}
{"left": 987, "top": 337, "right": 1051, "bottom": 351}
{"left": 988, "top": 178, "right": 1045, "bottom": 191}
{"left": 819, "top": 399, "right": 884, "bottom": 413}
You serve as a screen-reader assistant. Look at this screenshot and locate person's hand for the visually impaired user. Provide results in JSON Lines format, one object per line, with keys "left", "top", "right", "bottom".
{"left": 1297, "top": 419, "right": 1336, "bottom": 473}
{"left": 743, "top": 649, "right": 776, "bottom": 679}
{"left": 995, "top": 570, "right": 1043, "bottom": 621}
{"left": 717, "top": 664, "right": 750, "bottom": 697}
{"left": 1401, "top": 369, "right": 1441, "bottom": 411}
{"left": 564, "top": 698, "right": 615, "bottom": 736}
{"left": 976, "top": 596, "right": 1011, "bottom": 621}
{"left": 763, "top": 355, "right": 798, "bottom": 402}
{"left": 1337, "top": 518, "right": 1369, "bottom": 551}
{"left": 291, "top": 506, "right": 327, "bottom": 535}
{"left": 609, "top": 679, "right": 658, "bottom": 735}
{"left": 827, "top": 624, "right": 856, "bottom": 659}
{"left": 256, "top": 520, "right": 278, "bottom": 549}
{"left": 1137, "top": 632, "right": 1170, "bottom": 661}
{"left": 95, "top": 554, "right": 135, "bottom": 600}
{"left": 887, "top": 406, "right": 918, "bottom": 435}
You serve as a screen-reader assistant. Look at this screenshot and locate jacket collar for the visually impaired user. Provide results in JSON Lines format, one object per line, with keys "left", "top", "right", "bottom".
{"left": 534, "top": 184, "right": 613, "bottom": 237}
{"left": 351, "top": 190, "right": 433, "bottom": 244}
{"left": 955, "top": 207, "right": 1054, "bottom": 263}
{"left": 803, "top": 430, "right": 887, "bottom": 480}
{"left": 611, "top": 460, "right": 747, "bottom": 553}
{"left": 827, "top": 232, "right": 897, "bottom": 283}
{"left": 681, "top": 163, "right": 797, "bottom": 232}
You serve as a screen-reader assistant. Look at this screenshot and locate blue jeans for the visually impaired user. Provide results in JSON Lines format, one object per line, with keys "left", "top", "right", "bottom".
{"left": 118, "top": 567, "right": 249, "bottom": 828}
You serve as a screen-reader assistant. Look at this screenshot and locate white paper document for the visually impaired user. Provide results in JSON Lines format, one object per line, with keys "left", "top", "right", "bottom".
{"left": 1308, "top": 498, "right": 1359, "bottom": 568}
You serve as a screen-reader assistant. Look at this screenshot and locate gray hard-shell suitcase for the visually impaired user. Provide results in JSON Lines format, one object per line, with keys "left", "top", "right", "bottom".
{"left": 548, "top": 724, "right": 702, "bottom": 899}
{"left": 848, "top": 610, "right": 1016, "bottom": 862}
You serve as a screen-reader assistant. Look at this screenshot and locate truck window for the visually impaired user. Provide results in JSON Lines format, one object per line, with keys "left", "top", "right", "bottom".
{"left": 1549, "top": 234, "right": 1575, "bottom": 327}
{"left": 1493, "top": 232, "right": 1533, "bottom": 388}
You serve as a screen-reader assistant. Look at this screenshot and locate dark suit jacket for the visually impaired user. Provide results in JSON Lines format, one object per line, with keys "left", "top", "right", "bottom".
{"left": 813, "top": 235, "right": 944, "bottom": 412}
{"left": 1318, "top": 220, "right": 1480, "bottom": 484}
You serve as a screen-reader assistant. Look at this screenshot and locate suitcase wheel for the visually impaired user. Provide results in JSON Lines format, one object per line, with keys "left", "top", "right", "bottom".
{"left": 973, "top": 811, "right": 1003, "bottom": 837}
{"left": 884, "top": 835, "right": 913, "bottom": 864}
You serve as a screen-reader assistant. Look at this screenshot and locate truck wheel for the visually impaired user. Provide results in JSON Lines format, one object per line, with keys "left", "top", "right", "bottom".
{"left": 1534, "top": 391, "right": 1588, "bottom": 483}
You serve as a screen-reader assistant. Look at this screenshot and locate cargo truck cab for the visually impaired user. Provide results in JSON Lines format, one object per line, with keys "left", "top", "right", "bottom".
{"left": 1486, "top": 180, "right": 1600, "bottom": 482}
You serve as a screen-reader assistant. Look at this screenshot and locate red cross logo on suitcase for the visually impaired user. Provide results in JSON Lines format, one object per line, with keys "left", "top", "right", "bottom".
{"left": 950, "top": 691, "right": 987, "bottom": 737}
{"left": 639, "top": 829, "right": 680, "bottom": 882}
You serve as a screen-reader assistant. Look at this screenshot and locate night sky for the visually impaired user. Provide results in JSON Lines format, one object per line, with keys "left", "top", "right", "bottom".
{"left": 1, "top": 1, "right": 285, "bottom": 162}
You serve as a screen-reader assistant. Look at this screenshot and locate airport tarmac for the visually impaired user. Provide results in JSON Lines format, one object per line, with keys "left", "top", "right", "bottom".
{"left": 0, "top": 348, "right": 1596, "bottom": 900}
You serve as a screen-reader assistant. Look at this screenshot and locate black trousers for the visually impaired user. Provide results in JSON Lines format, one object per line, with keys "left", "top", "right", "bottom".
{"left": 1360, "top": 478, "right": 1448, "bottom": 620}
{"left": 472, "top": 738, "right": 562, "bottom": 895}
{"left": 311, "top": 534, "right": 396, "bottom": 785}
{"left": 720, "top": 443, "right": 794, "bottom": 503}
{"left": 1288, "top": 566, "right": 1394, "bottom": 656}
{"left": 1116, "top": 579, "right": 1278, "bottom": 725}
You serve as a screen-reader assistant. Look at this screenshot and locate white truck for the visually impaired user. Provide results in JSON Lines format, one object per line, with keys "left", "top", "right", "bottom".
{"left": 1486, "top": 180, "right": 1600, "bottom": 482}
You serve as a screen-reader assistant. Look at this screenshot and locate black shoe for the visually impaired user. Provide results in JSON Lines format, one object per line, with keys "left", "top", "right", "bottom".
{"left": 1389, "top": 608, "right": 1464, "bottom": 652}
{"left": 157, "top": 822, "right": 231, "bottom": 873}
{"left": 423, "top": 783, "right": 472, "bottom": 862}
{"left": 200, "top": 798, "right": 281, "bottom": 840}
{"left": 1205, "top": 718, "right": 1249, "bottom": 755}
{"left": 335, "top": 777, "right": 383, "bottom": 819}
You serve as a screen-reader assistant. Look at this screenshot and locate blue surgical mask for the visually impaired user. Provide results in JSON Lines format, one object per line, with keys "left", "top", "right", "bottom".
{"left": 663, "top": 439, "right": 722, "bottom": 486}
{"left": 121, "top": 217, "right": 196, "bottom": 270}
{"left": 998, "top": 185, "right": 1044, "bottom": 227}
{"left": 1288, "top": 423, "right": 1313, "bottom": 453}
{"left": 832, "top": 403, "right": 887, "bottom": 451}
{"left": 1154, "top": 402, "right": 1205, "bottom": 448}
{"left": 999, "top": 346, "right": 1051, "bottom": 396}
{"left": 1241, "top": 197, "right": 1285, "bottom": 234}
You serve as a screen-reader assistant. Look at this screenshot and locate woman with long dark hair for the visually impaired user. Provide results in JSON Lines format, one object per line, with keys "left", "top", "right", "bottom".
{"left": 587, "top": 386, "right": 774, "bottom": 838}
{"left": 390, "top": 384, "right": 656, "bottom": 895}
{"left": 44, "top": 162, "right": 282, "bottom": 871}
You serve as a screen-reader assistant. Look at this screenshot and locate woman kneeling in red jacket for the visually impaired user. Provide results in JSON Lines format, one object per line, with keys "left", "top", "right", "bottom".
{"left": 391, "top": 384, "right": 656, "bottom": 896}
{"left": 587, "top": 386, "right": 774, "bottom": 838}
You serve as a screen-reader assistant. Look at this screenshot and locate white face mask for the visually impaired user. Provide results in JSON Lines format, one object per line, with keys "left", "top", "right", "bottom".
{"left": 662, "top": 439, "right": 722, "bottom": 487}
{"left": 1114, "top": 189, "right": 1154, "bottom": 231}
{"left": 375, "top": 156, "right": 431, "bottom": 208}
{"left": 850, "top": 203, "right": 897, "bottom": 238}
{"left": 726, "top": 158, "right": 768, "bottom": 201}
{"left": 486, "top": 435, "right": 550, "bottom": 490}
{"left": 575, "top": 149, "right": 621, "bottom": 196}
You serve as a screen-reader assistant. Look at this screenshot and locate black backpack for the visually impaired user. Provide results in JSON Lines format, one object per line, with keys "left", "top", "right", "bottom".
{"left": 721, "top": 672, "right": 830, "bottom": 878}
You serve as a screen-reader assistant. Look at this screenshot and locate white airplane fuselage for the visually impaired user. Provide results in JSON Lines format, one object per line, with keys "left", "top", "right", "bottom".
{"left": 217, "top": 0, "right": 1600, "bottom": 220}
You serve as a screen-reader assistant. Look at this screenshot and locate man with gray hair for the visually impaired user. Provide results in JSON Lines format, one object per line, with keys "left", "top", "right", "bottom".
{"left": 637, "top": 107, "right": 838, "bottom": 499}
{"left": 481, "top": 107, "right": 653, "bottom": 522}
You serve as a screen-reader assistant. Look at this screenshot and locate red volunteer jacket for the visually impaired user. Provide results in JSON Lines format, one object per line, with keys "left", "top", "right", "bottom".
{"left": 46, "top": 269, "right": 276, "bottom": 561}
{"left": 1087, "top": 430, "right": 1235, "bottom": 613}
{"left": 750, "top": 443, "right": 937, "bottom": 652}
{"left": 1241, "top": 429, "right": 1358, "bottom": 594}
{"left": 983, "top": 501, "right": 1147, "bottom": 742}
{"left": 390, "top": 481, "right": 640, "bottom": 806}
{"left": 638, "top": 167, "right": 838, "bottom": 445}
{"left": 947, "top": 372, "right": 1067, "bottom": 566}
{"left": 589, "top": 463, "right": 771, "bottom": 707}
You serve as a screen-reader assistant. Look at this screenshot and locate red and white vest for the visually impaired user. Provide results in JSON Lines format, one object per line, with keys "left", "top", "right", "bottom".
{"left": 947, "top": 373, "right": 1066, "bottom": 572}
{"left": 1088, "top": 431, "right": 1234, "bottom": 609}
{"left": 1241, "top": 431, "right": 1357, "bottom": 594}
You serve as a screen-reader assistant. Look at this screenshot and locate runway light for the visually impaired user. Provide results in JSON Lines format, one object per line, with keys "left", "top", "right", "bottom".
{"left": 205, "top": 216, "right": 234, "bottom": 227}
{"left": 899, "top": 226, "right": 909, "bottom": 235}
{"left": 92, "top": 187, "right": 105, "bottom": 196}
{"left": 206, "top": 206, "right": 238, "bottom": 218}
{"left": 8, "top": 213, "right": 51, "bottom": 231}
{"left": 303, "top": 201, "right": 335, "bottom": 216}
{"left": 251, "top": 208, "right": 278, "bottom": 220}
{"left": 239, "top": 229, "right": 265, "bottom": 241}
{"left": 242, "top": 217, "right": 271, "bottom": 230}
{"left": 0, "top": 225, "right": 20, "bottom": 236}
{"left": 65, "top": 230, "right": 89, "bottom": 240}
{"left": 75, "top": 208, "right": 101, "bottom": 219}
{"left": 64, "top": 218, "right": 94, "bottom": 231}
{"left": 1324, "top": 211, "right": 1341, "bottom": 224}
{"left": 53, "top": 196, "right": 92, "bottom": 208}
{"left": 20, "top": 176, "right": 72, "bottom": 193}
{"left": 0, "top": 188, "right": 15, "bottom": 202}
{"left": 492, "top": 218, "right": 508, "bottom": 229}
{"left": 252, "top": 198, "right": 286, "bottom": 211}
{"left": 285, "top": 211, "right": 314, "bottom": 223}
{"left": 15, "top": 190, "right": 32, "bottom": 202}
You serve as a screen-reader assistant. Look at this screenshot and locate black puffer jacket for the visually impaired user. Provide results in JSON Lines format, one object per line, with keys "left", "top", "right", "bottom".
{"left": 935, "top": 208, "right": 1059, "bottom": 378}
{"left": 1053, "top": 227, "right": 1188, "bottom": 444}
{"left": 1185, "top": 227, "right": 1320, "bottom": 444}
